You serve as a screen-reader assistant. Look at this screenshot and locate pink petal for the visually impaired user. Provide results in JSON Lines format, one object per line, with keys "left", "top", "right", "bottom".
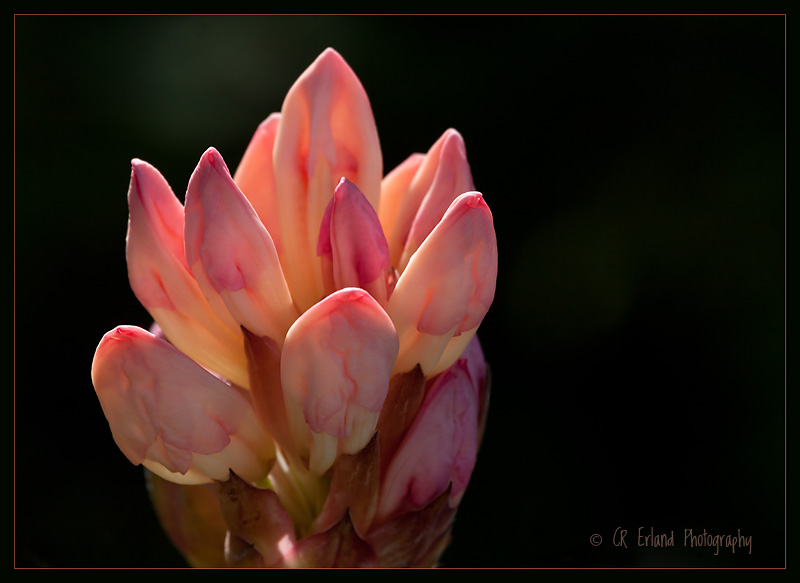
{"left": 233, "top": 113, "right": 284, "bottom": 256}
{"left": 184, "top": 147, "right": 298, "bottom": 345}
{"left": 125, "top": 159, "right": 249, "bottom": 388}
{"left": 272, "top": 48, "right": 383, "bottom": 312}
{"left": 281, "top": 288, "right": 399, "bottom": 475}
{"left": 382, "top": 129, "right": 474, "bottom": 271}
{"left": 388, "top": 192, "right": 497, "bottom": 374}
{"left": 376, "top": 359, "right": 479, "bottom": 522}
{"left": 91, "top": 325, "right": 275, "bottom": 484}
{"left": 317, "top": 178, "right": 392, "bottom": 307}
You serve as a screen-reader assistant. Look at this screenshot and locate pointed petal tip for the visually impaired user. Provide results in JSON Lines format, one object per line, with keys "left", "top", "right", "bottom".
{"left": 317, "top": 46, "right": 345, "bottom": 64}
{"left": 257, "top": 112, "right": 281, "bottom": 130}
{"left": 335, "top": 176, "right": 351, "bottom": 190}
{"left": 462, "top": 191, "right": 490, "bottom": 212}
{"left": 92, "top": 325, "right": 136, "bottom": 364}
{"left": 128, "top": 158, "right": 161, "bottom": 193}
{"left": 442, "top": 127, "right": 464, "bottom": 142}
{"left": 301, "top": 47, "right": 352, "bottom": 81}
{"left": 441, "top": 128, "right": 469, "bottom": 160}
{"left": 200, "top": 146, "right": 229, "bottom": 174}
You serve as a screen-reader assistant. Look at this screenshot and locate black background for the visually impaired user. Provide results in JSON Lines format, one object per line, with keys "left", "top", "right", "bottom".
{"left": 14, "top": 15, "right": 785, "bottom": 568}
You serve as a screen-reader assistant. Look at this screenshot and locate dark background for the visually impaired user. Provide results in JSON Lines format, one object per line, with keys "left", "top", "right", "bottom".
{"left": 14, "top": 15, "right": 784, "bottom": 568}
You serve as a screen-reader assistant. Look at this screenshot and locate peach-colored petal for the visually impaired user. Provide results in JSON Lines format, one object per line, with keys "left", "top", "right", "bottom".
{"left": 273, "top": 48, "right": 383, "bottom": 312}
{"left": 233, "top": 113, "right": 284, "bottom": 256}
{"left": 379, "top": 153, "right": 425, "bottom": 262}
{"left": 281, "top": 288, "right": 399, "bottom": 475}
{"left": 91, "top": 325, "right": 275, "bottom": 485}
{"left": 388, "top": 192, "right": 497, "bottom": 374}
{"left": 125, "top": 159, "right": 249, "bottom": 388}
{"left": 425, "top": 327, "right": 477, "bottom": 378}
{"left": 317, "top": 178, "right": 391, "bottom": 307}
{"left": 185, "top": 148, "right": 299, "bottom": 346}
{"left": 398, "top": 130, "right": 474, "bottom": 272}
{"left": 376, "top": 359, "right": 478, "bottom": 522}
{"left": 381, "top": 129, "right": 474, "bottom": 272}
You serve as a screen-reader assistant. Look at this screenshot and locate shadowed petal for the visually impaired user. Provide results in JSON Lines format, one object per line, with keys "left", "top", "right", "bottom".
{"left": 313, "top": 433, "right": 380, "bottom": 536}
{"left": 145, "top": 471, "right": 228, "bottom": 568}
{"left": 241, "top": 328, "right": 293, "bottom": 455}
{"left": 218, "top": 472, "right": 296, "bottom": 568}
{"left": 285, "top": 512, "right": 377, "bottom": 568}
{"left": 91, "top": 325, "right": 275, "bottom": 485}
{"left": 367, "top": 486, "right": 456, "bottom": 567}
{"left": 375, "top": 366, "right": 426, "bottom": 471}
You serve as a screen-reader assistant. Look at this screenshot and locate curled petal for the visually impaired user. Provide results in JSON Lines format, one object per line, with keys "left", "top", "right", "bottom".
{"left": 388, "top": 192, "right": 498, "bottom": 374}
{"left": 317, "top": 178, "right": 392, "bottom": 306}
{"left": 273, "top": 48, "right": 383, "bottom": 311}
{"left": 185, "top": 148, "right": 299, "bottom": 345}
{"left": 125, "top": 159, "right": 249, "bottom": 388}
{"left": 233, "top": 113, "right": 284, "bottom": 255}
{"left": 281, "top": 288, "right": 399, "bottom": 475}
{"left": 91, "top": 325, "right": 275, "bottom": 485}
{"left": 382, "top": 129, "right": 474, "bottom": 271}
{"left": 376, "top": 360, "right": 479, "bottom": 523}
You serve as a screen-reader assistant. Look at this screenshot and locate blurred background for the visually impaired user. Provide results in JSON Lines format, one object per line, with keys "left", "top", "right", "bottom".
{"left": 14, "top": 15, "right": 784, "bottom": 568}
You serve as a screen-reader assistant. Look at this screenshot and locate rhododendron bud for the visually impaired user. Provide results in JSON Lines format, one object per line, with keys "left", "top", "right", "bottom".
{"left": 125, "top": 159, "right": 249, "bottom": 388}
{"left": 281, "top": 287, "right": 398, "bottom": 475}
{"left": 381, "top": 128, "right": 474, "bottom": 273}
{"left": 376, "top": 358, "right": 479, "bottom": 522}
{"left": 90, "top": 48, "right": 497, "bottom": 568}
{"left": 389, "top": 191, "right": 497, "bottom": 375}
{"left": 184, "top": 147, "right": 299, "bottom": 345}
{"left": 273, "top": 48, "right": 382, "bottom": 312}
{"left": 91, "top": 326, "right": 275, "bottom": 485}
{"left": 317, "top": 178, "right": 392, "bottom": 306}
